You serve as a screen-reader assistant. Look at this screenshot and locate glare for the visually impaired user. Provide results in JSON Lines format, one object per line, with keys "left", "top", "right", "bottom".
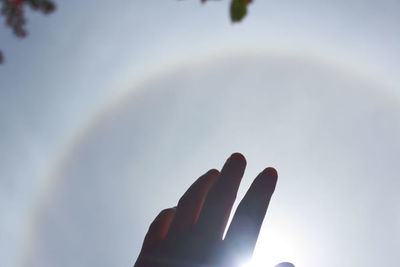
{"left": 240, "top": 219, "right": 309, "bottom": 267}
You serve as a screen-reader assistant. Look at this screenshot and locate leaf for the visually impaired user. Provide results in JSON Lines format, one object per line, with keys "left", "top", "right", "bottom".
{"left": 230, "top": 0, "right": 252, "bottom": 22}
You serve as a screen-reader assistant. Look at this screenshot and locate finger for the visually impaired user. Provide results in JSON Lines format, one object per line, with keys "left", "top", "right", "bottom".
{"left": 194, "top": 153, "right": 247, "bottom": 241}
{"left": 140, "top": 208, "right": 175, "bottom": 254}
{"left": 275, "top": 262, "right": 295, "bottom": 267}
{"left": 224, "top": 167, "right": 278, "bottom": 262}
{"left": 166, "top": 169, "right": 219, "bottom": 239}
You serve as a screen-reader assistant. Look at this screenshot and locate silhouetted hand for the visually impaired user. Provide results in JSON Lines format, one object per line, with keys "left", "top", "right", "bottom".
{"left": 134, "top": 153, "right": 294, "bottom": 267}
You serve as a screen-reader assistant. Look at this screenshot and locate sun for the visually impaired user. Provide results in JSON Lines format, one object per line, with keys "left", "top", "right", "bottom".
{"left": 239, "top": 219, "right": 307, "bottom": 267}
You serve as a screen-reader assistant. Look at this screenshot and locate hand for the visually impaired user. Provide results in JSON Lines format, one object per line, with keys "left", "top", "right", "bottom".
{"left": 134, "top": 153, "right": 294, "bottom": 267}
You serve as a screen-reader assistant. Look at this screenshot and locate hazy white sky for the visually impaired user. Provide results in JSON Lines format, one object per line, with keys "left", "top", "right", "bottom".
{"left": 1, "top": 1, "right": 400, "bottom": 267}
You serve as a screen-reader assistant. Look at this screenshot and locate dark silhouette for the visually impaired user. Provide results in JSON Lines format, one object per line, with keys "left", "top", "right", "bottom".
{"left": 134, "top": 153, "right": 294, "bottom": 267}
{"left": 0, "top": 0, "right": 55, "bottom": 63}
{"left": 0, "top": 0, "right": 251, "bottom": 63}
{"left": 201, "top": 0, "right": 253, "bottom": 22}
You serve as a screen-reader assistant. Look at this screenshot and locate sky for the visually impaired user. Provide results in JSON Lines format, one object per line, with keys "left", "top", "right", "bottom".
{"left": 1, "top": 1, "right": 400, "bottom": 267}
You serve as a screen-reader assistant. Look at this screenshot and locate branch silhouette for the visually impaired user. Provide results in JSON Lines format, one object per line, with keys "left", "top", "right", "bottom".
{"left": 0, "top": 0, "right": 55, "bottom": 63}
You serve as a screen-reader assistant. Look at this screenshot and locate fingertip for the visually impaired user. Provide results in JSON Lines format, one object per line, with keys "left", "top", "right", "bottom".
{"left": 230, "top": 152, "right": 247, "bottom": 165}
{"left": 207, "top": 168, "right": 220, "bottom": 176}
{"left": 156, "top": 207, "right": 175, "bottom": 219}
{"left": 263, "top": 167, "right": 278, "bottom": 180}
{"left": 275, "top": 262, "right": 295, "bottom": 267}
{"left": 258, "top": 167, "right": 278, "bottom": 194}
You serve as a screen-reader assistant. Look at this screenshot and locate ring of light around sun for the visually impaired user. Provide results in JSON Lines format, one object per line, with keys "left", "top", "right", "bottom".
{"left": 22, "top": 52, "right": 400, "bottom": 267}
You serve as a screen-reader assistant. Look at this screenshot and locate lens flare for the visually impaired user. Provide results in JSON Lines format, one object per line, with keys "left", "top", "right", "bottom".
{"left": 241, "top": 220, "right": 307, "bottom": 267}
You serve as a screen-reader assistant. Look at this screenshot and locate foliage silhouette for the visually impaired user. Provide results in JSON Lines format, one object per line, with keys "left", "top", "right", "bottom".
{"left": 201, "top": 0, "right": 253, "bottom": 22}
{"left": 0, "top": 0, "right": 253, "bottom": 64}
{"left": 0, "top": 0, "right": 55, "bottom": 63}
